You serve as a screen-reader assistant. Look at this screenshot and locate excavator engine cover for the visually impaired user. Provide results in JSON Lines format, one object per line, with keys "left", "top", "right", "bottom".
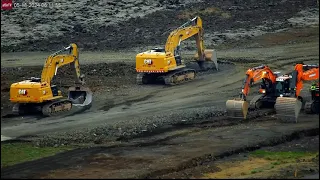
{"left": 68, "top": 86, "right": 93, "bottom": 107}
{"left": 226, "top": 99, "right": 249, "bottom": 119}
{"left": 274, "top": 97, "right": 302, "bottom": 123}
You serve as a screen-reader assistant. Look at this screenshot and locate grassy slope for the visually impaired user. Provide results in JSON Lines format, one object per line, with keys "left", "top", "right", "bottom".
{"left": 202, "top": 150, "right": 319, "bottom": 179}
{"left": 1, "top": 142, "right": 74, "bottom": 167}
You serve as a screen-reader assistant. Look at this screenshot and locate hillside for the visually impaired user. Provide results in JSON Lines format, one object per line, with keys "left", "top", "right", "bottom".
{"left": 1, "top": 0, "right": 318, "bottom": 52}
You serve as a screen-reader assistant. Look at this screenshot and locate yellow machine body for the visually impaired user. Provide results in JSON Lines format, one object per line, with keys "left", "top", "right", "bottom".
{"left": 10, "top": 81, "right": 62, "bottom": 104}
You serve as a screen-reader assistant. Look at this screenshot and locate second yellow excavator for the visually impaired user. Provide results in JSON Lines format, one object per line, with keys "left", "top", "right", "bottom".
{"left": 135, "top": 16, "right": 218, "bottom": 85}
{"left": 9, "top": 43, "right": 93, "bottom": 116}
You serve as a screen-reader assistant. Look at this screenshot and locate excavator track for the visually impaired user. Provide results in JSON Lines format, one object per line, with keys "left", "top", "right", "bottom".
{"left": 42, "top": 99, "right": 73, "bottom": 117}
{"left": 12, "top": 103, "right": 42, "bottom": 115}
{"left": 248, "top": 95, "right": 264, "bottom": 110}
{"left": 163, "top": 68, "right": 196, "bottom": 85}
{"left": 274, "top": 97, "right": 302, "bottom": 123}
{"left": 137, "top": 68, "right": 196, "bottom": 85}
{"left": 304, "top": 101, "right": 319, "bottom": 114}
{"left": 136, "top": 73, "right": 146, "bottom": 85}
{"left": 12, "top": 104, "right": 21, "bottom": 115}
{"left": 136, "top": 73, "right": 160, "bottom": 85}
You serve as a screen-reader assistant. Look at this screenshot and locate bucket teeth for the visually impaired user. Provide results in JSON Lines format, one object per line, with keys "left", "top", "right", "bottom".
{"left": 226, "top": 99, "right": 249, "bottom": 119}
{"left": 274, "top": 97, "right": 302, "bottom": 123}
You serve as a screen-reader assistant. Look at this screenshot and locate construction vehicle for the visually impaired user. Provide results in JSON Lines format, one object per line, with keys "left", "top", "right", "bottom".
{"left": 304, "top": 81, "right": 319, "bottom": 114}
{"left": 226, "top": 63, "right": 319, "bottom": 122}
{"left": 135, "top": 16, "right": 218, "bottom": 85}
{"left": 9, "top": 43, "right": 93, "bottom": 116}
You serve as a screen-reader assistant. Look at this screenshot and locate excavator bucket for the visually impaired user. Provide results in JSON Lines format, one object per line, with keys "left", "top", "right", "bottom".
{"left": 193, "top": 49, "right": 219, "bottom": 71}
{"left": 274, "top": 97, "right": 302, "bottom": 123}
{"left": 226, "top": 99, "right": 249, "bottom": 119}
{"left": 68, "top": 86, "right": 93, "bottom": 107}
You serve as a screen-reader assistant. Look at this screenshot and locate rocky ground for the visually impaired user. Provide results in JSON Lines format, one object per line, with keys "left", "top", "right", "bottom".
{"left": 1, "top": 0, "right": 319, "bottom": 179}
{"left": 1, "top": 0, "right": 318, "bottom": 52}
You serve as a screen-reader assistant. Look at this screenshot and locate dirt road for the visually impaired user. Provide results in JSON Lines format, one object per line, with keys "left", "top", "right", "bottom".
{"left": 1, "top": 33, "right": 319, "bottom": 143}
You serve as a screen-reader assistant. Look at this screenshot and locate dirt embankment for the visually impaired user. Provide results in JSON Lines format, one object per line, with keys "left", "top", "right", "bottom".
{"left": 1, "top": 119, "right": 318, "bottom": 179}
{"left": 1, "top": 0, "right": 318, "bottom": 52}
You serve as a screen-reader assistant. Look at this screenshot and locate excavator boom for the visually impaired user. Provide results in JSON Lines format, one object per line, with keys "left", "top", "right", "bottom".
{"left": 41, "top": 43, "right": 92, "bottom": 106}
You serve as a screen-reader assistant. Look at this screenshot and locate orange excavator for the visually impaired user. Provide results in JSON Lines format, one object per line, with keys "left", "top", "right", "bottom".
{"left": 226, "top": 63, "right": 319, "bottom": 122}
{"left": 290, "top": 64, "right": 319, "bottom": 115}
{"left": 226, "top": 65, "right": 278, "bottom": 119}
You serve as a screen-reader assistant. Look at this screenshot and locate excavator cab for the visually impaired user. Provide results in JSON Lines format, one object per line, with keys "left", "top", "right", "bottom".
{"left": 274, "top": 72, "right": 302, "bottom": 122}
{"left": 152, "top": 47, "right": 165, "bottom": 52}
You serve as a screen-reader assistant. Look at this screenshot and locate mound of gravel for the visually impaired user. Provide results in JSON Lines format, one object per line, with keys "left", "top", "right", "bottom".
{"left": 33, "top": 106, "right": 226, "bottom": 147}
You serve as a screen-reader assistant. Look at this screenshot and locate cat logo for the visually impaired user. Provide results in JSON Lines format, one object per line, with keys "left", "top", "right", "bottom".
{"left": 144, "top": 59, "right": 152, "bottom": 65}
{"left": 18, "top": 89, "right": 27, "bottom": 95}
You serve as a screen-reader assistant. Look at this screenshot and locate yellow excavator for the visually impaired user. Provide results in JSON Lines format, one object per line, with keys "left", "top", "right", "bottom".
{"left": 9, "top": 43, "right": 93, "bottom": 116}
{"left": 135, "top": 16, "right": 218, "bottom": 85}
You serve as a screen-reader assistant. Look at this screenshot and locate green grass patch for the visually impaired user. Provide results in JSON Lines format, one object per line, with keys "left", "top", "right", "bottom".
{"left": 1, "top": 142, "right": 74, "bottom": 168}
{"left": 249, "top": 150, "right": 317, "bottom": 161}
{"left": 251, "top": 168, "right": 263, "bottom": 174}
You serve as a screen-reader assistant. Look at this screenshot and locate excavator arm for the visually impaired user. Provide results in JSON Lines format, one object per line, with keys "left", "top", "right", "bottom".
{"left": 41, "top": 43, "right": 92, "bottom": 107}
{"left": 41, "top": 43, "right": 84, "bottom": 85}
{"left": 239, "top": 65, "right": 277, "bottom": 100}
{"left": 294, "top": 64, "right": 319, "bottom": 97}
{"left": 164, "top": 16, "right": 218, "bottom": 70}
{"left": 226, "top": 65, "right": 277, "bottom": 119}
{"left": 165, "top": 17, "right": 203, "bottom": 57}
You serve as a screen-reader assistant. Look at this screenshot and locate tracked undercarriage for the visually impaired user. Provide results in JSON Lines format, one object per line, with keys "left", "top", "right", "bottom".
{"left": 304, "top": 100, "right": 319, "bottom": 114}
{"left": 136, "top": 61, "right": 218, "bottom": 86}
{"left": 137, "top": 68, "right": 196, "bottom": 85}
{"left": 12, "top": 99, "right": 73, "bottom": 117}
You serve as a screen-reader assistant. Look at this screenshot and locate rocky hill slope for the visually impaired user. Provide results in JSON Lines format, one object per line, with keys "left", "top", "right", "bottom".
{"left": 1, "top": 0, "right": 318, "bottom": 52}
